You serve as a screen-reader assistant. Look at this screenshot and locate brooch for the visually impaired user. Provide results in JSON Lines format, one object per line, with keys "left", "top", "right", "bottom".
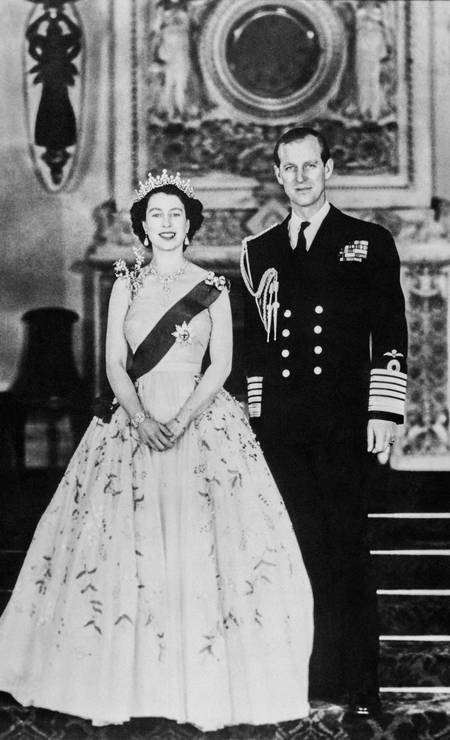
{"left": 113, "top": 244, "right": 147, "bottom": 296}
{"left": 339, "top": 240, "right": 368, "bottom": 262}
{"left": 204, "top": 272, "right": 228, "bottom": 290}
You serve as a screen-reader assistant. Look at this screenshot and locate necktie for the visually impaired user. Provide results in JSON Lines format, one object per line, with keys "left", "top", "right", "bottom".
{"left": 295, "top": 221, "right": 310, "bottom": 251}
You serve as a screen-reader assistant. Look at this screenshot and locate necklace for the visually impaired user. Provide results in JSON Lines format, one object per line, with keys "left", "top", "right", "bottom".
{"left": 148, "top": 260, "right": 188, "bottom": 293}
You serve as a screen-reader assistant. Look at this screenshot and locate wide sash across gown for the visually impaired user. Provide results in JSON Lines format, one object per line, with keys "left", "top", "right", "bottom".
{"left": 130, "top": 279, "right": 222, "bottom": 380}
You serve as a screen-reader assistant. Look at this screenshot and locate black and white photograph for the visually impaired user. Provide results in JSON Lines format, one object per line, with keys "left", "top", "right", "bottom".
{"left": 0, "top": 1, "right": 449, "bottom": 738}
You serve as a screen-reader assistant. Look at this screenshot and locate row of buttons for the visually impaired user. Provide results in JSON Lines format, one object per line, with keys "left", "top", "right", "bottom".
{"left": 281, "top": 367, "right": 322, "bottom": 377}
{"left": 281, "top": 346, "right": 322, "bottom": 358}
{"left": 281, "top": 324, "right": 322, "bottom": 337}
{"left": 282, "top": 325, "right": 322, "bottom": 338}
{"left": 283, "top": 306, "right": 324, "bottom": 317}
{"left": 281, "top": 304, "right": 324, "bottom": 378}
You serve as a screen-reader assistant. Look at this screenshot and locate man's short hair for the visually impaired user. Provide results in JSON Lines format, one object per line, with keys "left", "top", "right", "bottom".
{"left": 273, "top": 126, "right": 331, "bottom": 166}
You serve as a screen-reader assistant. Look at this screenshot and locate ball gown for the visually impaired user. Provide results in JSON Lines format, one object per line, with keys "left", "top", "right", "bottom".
{"left": 0, "top": 270, "right": 313, "bottom": 731}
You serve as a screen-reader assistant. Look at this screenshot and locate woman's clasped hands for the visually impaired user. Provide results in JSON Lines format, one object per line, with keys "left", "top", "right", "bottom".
{"left": 136, "top": 415, "right": 186, "bottom": 451}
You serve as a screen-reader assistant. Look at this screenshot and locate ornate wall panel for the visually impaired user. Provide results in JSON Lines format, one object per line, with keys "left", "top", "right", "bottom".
{"left": 399, "top": 264, "right": 449, "bottom": 462}
{"left": 140, "top": 0, "right": 432, "bottom": 208}
{"left": 198, "top": 0, "right": 347, "bottom": 124}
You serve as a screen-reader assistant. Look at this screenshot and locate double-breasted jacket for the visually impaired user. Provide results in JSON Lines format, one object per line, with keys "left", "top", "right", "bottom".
{"left": 241, "top": 204, "right": 408, "bottom": 445}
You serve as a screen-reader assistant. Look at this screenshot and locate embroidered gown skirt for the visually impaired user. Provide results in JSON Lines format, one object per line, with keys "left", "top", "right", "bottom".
{"left": 0, "top": 276, "right": 313, "bottom": 731}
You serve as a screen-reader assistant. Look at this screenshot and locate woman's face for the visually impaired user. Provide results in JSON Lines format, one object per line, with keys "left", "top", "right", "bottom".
{"left": 144, "top": 192, "right": 189, "bottom": 252}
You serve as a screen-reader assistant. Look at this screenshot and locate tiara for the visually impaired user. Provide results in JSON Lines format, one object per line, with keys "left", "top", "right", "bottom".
{"left": 134, "top": 169, "right": 194, "bottom": 201}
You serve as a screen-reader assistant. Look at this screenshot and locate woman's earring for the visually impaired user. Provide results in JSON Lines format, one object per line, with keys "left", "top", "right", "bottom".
{"left": 184, "top": 235, "right": 190, "bottom": 246}
{"left": 144, "top": 235, "right": 149, "bottom": 247}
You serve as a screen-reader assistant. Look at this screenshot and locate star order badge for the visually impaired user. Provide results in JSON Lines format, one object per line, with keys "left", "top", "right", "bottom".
{"left": 172, "top": 321, "right": 194, "bottom": 344}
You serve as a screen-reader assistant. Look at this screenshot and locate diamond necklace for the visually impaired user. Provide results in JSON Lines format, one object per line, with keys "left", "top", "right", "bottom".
{"left": 148, "top": 260, "right": 188, "bottom": 292}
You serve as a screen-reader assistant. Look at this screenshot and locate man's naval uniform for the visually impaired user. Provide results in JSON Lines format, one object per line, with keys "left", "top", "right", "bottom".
{"left": 241, "top": 202, "right": 408, "bottom": 701}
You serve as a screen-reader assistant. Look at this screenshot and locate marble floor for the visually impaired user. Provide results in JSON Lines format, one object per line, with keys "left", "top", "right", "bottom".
{"left": 1, "top": 692, "right": 450, "bottom": 739}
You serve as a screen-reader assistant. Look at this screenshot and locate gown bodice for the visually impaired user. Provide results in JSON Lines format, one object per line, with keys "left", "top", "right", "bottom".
{"left": 123, "top": 274, "right": 212, "bottom": 375}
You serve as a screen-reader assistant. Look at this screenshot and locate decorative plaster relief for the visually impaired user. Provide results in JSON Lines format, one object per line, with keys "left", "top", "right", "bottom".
{"left": 199, "top": 0, "right": 346, "bottom": 123}
{"left": 145, "top": 0, "right": 405, "bottom": 180}
{"left": 397, "top": 263, "right": 450, "bottom": 463}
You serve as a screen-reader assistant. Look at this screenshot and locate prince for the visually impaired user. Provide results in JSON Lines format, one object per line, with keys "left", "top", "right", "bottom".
{"left": 241, "top": 126, "right": 408, "bottom": 715}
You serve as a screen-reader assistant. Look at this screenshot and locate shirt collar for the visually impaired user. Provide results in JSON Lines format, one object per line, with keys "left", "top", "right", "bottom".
{"left": 289, "top": 200, "right": 330, "bottom": 249}
{"left": 290, "top": 200, "right": 330, "bottom": 232}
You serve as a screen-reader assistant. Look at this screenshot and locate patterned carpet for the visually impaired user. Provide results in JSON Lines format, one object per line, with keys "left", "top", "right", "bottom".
{"left": 1, "top": 694, "right": 450, "bottom": 740}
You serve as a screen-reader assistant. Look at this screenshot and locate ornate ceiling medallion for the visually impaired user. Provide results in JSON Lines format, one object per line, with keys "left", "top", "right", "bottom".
{"left": 199, "top": 0, "right": 346, "bottom": 124}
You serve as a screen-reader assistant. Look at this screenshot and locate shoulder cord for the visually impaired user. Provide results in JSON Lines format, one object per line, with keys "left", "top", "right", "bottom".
{"left": 240, "top": 242, "right": 279, "bottom": 342}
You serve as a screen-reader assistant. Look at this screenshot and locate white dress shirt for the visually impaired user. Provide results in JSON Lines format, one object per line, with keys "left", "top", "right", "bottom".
{"left": 289, "top": 200, "right": 330, "bottom": 251}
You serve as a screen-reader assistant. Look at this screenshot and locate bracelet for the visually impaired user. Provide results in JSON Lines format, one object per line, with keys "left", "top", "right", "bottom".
{"left": 130, "top": 411, "right": 146, "bottom": 428}
{"left": 172, "top": 416, "right": 186, "bottom": 432}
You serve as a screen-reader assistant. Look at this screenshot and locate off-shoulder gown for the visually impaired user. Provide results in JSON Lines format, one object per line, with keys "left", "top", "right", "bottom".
{"left": 0, "top": 271, "right": 313, "bottom": 731}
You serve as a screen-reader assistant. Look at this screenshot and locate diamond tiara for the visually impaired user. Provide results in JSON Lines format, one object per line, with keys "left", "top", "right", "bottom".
{"left": 134, "top": 169, "right": 194, "bottom": 201}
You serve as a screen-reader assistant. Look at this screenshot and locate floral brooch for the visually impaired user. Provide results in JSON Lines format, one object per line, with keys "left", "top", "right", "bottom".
{"left": 204, "top": 272, "right": 228, "bottom": 290}
{"left": 113, "top": 245, "right": 147, "bottom": 296}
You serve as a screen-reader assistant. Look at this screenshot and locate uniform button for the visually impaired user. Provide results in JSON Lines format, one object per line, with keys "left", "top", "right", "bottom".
{"left": 314, "top": 325, "right": 322, "bottom": 334}
{"left": 282, "top": 369, "right": 290, "bottom": 378}
{"left": 314, "top": 366, "right": 322, "bottom": 375}
{"left": 282, "top": 329, "right": 290, "bottom": 338}
{"left": 283, "top": 309, "right": 292, "bottom": 318}
{"left": 314, "top": 345, "right": 323, "bottom": 354}
{"left": 281, "top": 349, "right": 290, "bottom": 358}
{"left": 315, "top": 305, "right": 324, "bottom": 314}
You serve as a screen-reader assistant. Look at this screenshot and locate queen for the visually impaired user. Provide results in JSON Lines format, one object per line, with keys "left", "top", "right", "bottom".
{"left": 0, "top": 170, "right": 313, "bottom": 731}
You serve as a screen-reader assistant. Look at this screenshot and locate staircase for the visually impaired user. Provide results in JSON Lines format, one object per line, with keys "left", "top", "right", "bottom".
{"left": 367, "top": 466, "right": 450, "bottom": 697}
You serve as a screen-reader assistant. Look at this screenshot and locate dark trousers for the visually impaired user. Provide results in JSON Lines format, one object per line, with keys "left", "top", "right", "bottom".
{"left": 261, "top": 428, "right": 379, "bottom": 701}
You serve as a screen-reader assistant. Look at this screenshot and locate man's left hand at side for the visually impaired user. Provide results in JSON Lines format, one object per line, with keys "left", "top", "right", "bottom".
{"left": 367, "top": 418, "right": 397, "bottom": 464}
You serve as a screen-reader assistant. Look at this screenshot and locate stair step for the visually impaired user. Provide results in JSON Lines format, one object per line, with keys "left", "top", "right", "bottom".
{"left": 373, "top": 554, "right": 450, "bottom": 589}
{"left": 368, "top": 515, "right": 450, "bottom": 549}
{"left": 379, "top": 594, "right": 450, "bottom": 634}
{"left": 368, "top": 470, "right": 450, "bottom": 513}
{"left": 379, "top": 639, "right": 450, "bottom": 687}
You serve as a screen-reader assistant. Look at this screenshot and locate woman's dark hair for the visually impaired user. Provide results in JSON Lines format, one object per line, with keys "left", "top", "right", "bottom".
{"left": 273, "top": 126, "right": 331, "bottom": 166}
{"left": 130, "top": 184, "right": 204, "bottom": 248}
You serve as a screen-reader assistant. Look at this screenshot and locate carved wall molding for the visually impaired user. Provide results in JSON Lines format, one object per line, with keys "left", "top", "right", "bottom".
{"left": 23, "top": 0, "right": 85, "bottom": 192}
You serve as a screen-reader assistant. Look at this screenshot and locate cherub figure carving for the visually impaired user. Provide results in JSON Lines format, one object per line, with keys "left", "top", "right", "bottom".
{"left": 355, "top": 0, "right": 392, "bottom": 120}
{"left": 149, "top": 0, "right": 210, "bottom": 122}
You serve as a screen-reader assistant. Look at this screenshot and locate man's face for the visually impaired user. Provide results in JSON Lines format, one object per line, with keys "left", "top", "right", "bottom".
{"left": 274, "top": 136, "right": 333, "bottom": 215}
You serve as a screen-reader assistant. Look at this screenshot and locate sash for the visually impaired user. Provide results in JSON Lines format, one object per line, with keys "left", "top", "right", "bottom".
{"left": 130, "top": 279, "right": 223, "bottom": 381}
